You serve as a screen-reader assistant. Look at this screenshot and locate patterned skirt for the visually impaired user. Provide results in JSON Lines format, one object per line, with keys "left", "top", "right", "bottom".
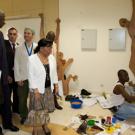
{"left": 25, "top": 87, "right": 55, "bottom": 127}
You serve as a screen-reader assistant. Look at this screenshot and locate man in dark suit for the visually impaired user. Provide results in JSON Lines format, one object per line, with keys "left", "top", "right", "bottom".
{"left": 0, "top": 10, "right": 19, "bottom": 133}
{"left": 0, "top": 10, "right": 7, "bottom": 135}
{"left": 5, "top": 27, "right": 19, "bottom": 114}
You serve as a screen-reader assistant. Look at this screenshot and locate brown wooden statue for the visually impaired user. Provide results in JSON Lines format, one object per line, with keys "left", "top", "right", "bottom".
{"left": 57, "top": 52, "right": 78, "bottom": 95}
{"left": 39, "top": 13, "right": 45, "bottom": 39}
{"left": 119, "top": 0, "right": 135, "bottom": 76}
{"left": 43, "top": 17, "right": 78, "bottom": 95}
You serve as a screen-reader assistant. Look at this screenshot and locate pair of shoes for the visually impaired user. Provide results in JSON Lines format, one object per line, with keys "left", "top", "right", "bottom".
{"left": 3, "top": 124, "right": 19, "bottom": 132}
{"left": 20, "top": 117, "right": 26, "bottom": 124}
{"left": 81, "top": 89, "right": 91, "bottom": 96}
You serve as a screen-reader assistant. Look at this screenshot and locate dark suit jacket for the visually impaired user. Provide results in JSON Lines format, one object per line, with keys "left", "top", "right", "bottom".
{"left": 0, "top": 31, "right": 8, "bottom": 103}
{"left": 5, "top": 40, "right": 15, "bottom": 77}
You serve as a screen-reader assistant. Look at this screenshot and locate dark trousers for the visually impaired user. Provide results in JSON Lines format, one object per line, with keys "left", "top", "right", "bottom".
{"left": 9, "top": 71, "right": 19, "bottom": 113}
{"left": 18, "top": 80, "right": 29, "bottom": 118}
{"left": 0, "top": 104, "right": 2, "bottom": 131}
{"left": 1, "top": 84, "right": 12, "bottom": 126}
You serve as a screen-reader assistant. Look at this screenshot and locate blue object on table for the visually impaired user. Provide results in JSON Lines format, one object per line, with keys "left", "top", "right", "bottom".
{"left": 113, "top": 115, "right": 125, "bottom": 121}
{"left": 112, "top": 117, "right": 117, "bottom": 124}
{"left": 70, "top": 99, "right": 83, "bottom": 109}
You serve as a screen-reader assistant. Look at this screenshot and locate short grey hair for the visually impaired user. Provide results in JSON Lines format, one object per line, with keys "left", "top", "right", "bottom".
{"left": 24, "top": 27, "right": 35, "bottom": 35}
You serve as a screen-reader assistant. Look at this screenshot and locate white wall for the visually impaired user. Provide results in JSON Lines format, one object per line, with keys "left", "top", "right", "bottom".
{"left": 59, "top": 0, "right": 134, "bottom": 93}
{"left": 2, "top": 18, "right": 40, "bottom": 44}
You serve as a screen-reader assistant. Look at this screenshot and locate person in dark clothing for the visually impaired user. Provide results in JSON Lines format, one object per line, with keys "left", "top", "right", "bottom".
{"left": 0, "top": 10, "right": 6, "bottom": 135}
{"left": 5, "top": 27, "right": 19, "bottom": 114}
{"left": 0, "top": 10, "right": 19, "bottom": 133}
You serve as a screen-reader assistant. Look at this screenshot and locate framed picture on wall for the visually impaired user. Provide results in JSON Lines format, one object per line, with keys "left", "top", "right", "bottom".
{"left": 81, "top": 29, "right": 97, "bottom": 51}
{"left": 109, "top": 28, "right": 126, "bottom": 51}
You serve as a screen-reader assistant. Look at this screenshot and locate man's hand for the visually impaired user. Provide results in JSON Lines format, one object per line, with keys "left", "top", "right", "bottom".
{"left": 8, "top": 76, "right": 13, "bottom": 84}
{"left": 56, "top": 18, "right": 61, "bottom": 24}
{"left": 128, "top": 81, "right": 135, "bottom": 87}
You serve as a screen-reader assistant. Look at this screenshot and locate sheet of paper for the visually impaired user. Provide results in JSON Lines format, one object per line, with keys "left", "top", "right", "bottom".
{"left": 96, "top": 96, "right": 113, "bottom": 108}
{"left": 82, "top": 98, "right": 97, "bottom": 107}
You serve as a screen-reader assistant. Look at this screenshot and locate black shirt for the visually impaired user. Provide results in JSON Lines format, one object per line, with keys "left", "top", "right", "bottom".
{"left": 43, "top": 64, "right": 51, "bottom": 88}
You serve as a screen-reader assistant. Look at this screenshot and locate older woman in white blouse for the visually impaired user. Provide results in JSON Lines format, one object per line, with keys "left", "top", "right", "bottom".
{"left": 27, "top": 38, "right": 58, "bottom": 135}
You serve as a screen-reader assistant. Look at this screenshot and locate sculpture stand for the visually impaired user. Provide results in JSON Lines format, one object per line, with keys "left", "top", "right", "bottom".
{"left": 57, "top": 52, "right": 78, "bottom": 95}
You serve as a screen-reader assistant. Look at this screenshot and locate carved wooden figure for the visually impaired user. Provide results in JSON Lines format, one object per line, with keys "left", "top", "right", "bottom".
{"left": 57, "top": 52, "right": 78, "bottom": 95}
{"left": 119, "top": 0, "right": 135, "bottom": 76}
{"left": 39, "top": 14, "right": 78, "bottom": 95}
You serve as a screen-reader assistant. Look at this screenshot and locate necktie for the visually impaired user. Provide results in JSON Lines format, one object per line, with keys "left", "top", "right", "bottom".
{"left": 12, "top": 43, "right": 15, "bottom": 54}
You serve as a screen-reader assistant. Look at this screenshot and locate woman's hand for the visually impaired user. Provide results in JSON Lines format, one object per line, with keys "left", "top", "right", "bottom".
{"left": 54, "top": 84, "right": 59, "bottom": 95}
{"left": 34, "top": 90, "right": 41, "bottom": 100}
{"left": 17, "top": 80, "right": 24, "bottom": 86}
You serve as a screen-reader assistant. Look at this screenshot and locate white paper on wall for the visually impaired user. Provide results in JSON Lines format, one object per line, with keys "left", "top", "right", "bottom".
{"left": 109, "top": 28, "right": 126, "bottom": 51}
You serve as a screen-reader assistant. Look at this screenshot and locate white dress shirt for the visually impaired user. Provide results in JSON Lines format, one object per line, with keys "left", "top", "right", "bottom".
{"left": 14, "top": 42, "right": 37, "bottom": 81}
{"left": 28, "top": 54, "right": 58, "bottom": 94}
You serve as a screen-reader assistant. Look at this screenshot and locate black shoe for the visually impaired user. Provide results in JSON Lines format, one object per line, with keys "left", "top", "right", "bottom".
{"left": 3, "top": 124, "right": 19, "bottom": 132}
{"left": 54, "top": 95, "right": 63, "bottom": 110}
{"left": 20, "top": 117, "right": 26, "bottom": 124}
{"left": 42, "top": 125, "right": 51, "bottom": 135}
{"left": 45, "top": 131, "right": 51, "bottom": 135}
{"left": 81, "top": 89, "right": 91, "bottom": 96}
{"left": 0, "top": 126, "right": 3, "bottom": 135}
{"left": 55, "top": 105, "right": 63, "bottom": 110}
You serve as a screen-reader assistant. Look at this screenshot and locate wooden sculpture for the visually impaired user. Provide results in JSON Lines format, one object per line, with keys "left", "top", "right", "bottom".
{"left": 39, "top": 13, "right": 45, "bottom": 38}
{"left": 54, "top": 19, "right": 78, "bottom": 95}
{"left": 39, "top": 13, "right": 78, "bottom": 95}
{"left": 119, "top": 0, "right": 135, "bottom": 76}
{"left": 57, "top": 52, "right": 78, "bottom": 95}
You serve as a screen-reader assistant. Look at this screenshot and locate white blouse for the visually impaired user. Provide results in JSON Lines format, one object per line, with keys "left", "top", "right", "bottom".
{"left": 28, "top": 54, "right": 58, "bottom": 94}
